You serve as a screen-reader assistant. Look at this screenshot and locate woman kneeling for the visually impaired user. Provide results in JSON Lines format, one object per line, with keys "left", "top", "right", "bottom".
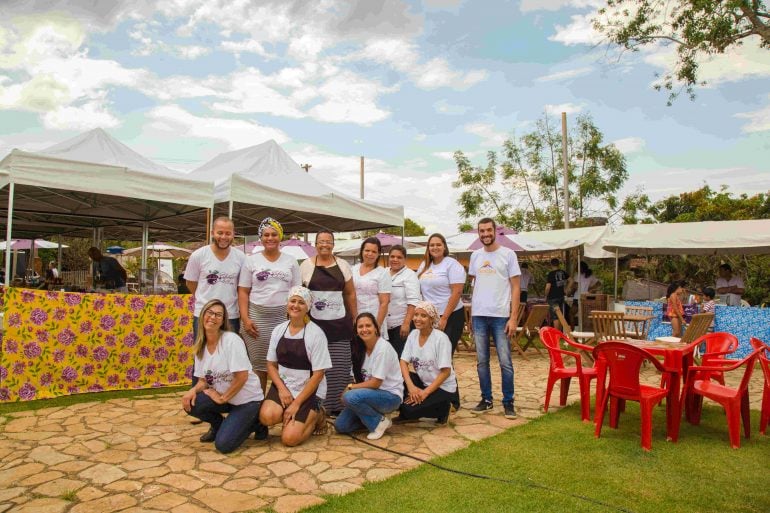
{"left": 335, "top": 313, "right": 403, "bottom": 440}
{"left": 260, "top": 286, "right": 332, "bottom": 446}
{"left": 398, "top": 301, "right": 458, "bottom": 424}
{"left": 182, "top": 299, "right": 266, "bottom": 454}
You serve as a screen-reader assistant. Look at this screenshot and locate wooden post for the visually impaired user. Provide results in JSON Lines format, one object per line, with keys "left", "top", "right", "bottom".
{"left": 561, "top": 112, "right": 570, "bottom": 229}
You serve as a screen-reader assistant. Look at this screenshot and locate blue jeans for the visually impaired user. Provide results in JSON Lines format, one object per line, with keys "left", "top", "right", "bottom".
{"left": 187, "top": 391, "right": 262, "bottom": 453}
{"left": 191, "top": 316, "right": 241, "bottom": 386}
{"left": 335, "top": 388, "right": 402, "bottom": 433}
{"left": 473, "top": 316, "right": 515, "bottom": 404}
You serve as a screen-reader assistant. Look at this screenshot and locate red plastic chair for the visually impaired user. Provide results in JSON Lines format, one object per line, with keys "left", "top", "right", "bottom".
{"left": 749, "top": 338, "right": 770, "bottom": 435}
{"left": 683, "top": 347, "right": 762, "bottom": 448}
{"left": 592, "top": 342, "right": 670, "bottom": 451}
{"left": 697, "top": 332, "right": 739, "bottom": 384}
{"left": 539, "top": 327, "right": 597, "bottom": 422}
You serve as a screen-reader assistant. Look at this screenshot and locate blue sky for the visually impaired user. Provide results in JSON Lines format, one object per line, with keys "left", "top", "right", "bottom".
{"left": 1, "top": 0, "right": 768, "bottom": 234}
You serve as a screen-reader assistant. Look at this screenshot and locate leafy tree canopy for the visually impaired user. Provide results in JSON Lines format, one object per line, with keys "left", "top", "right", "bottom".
{"left": 593, "top": 0, "right": 770, "bottom": 104}
{"left": 367, "top": 217, "right": 426, "bottom": 237}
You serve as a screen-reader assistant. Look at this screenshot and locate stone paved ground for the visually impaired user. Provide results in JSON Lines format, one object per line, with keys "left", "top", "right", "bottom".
{"left": 0, "top": 350, "right": 765, "bottom": 513}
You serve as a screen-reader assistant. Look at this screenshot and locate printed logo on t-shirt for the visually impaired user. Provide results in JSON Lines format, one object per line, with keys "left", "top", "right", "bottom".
{"left": 204, "top": 369, "right": 233, "bottom": 387}
{"left": 254, "top": 268, "right": 292, "bottom": 283}
{"left": 205, "top": 269, "right": 238, "bottom": 286}
{"left": 477, "top": 260, "right": 496, "bottom": 275}
{"left": 313, "top": 298, "right": 342, "bottom": 312}
{"left": 410, "top": 357, "right": 434, "bottom": 372}
{"left": 361, "top": 367, "right": 371, "bottom": 382}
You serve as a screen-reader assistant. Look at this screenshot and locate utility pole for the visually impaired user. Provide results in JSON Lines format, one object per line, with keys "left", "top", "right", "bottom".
{"left": 561, "top": 112, "right": 570, "bottom": 229}
{"left": 301, "top": 163, "right": 312, "bottom": 173}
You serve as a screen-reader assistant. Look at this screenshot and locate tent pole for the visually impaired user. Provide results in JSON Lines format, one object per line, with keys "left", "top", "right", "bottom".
{"left": 614, "top": 248, "right": 619, "bottom": 304}
{"left": 4, "top": 181, "right": 14, "bottom": 286}
{"left": 228, "top": 200, "right": 233, "bottom": 219}
{"left": 141, "top": 222, "right": 149, "bottom": 271}
{"left": 57, "top": 236, "right": 62, "bottom": 274}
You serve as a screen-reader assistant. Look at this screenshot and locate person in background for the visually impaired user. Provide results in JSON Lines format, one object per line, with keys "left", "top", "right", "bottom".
{"left": 177, "top": 273, "right": 190, "bottom": 294}
{"left": 397, "top": 301, "right": 458, "bottom": 425}
{"left": 416, "top": 233, "right": 466, "bottom": 354}
{"left": 543, "top": 258, "right": 568, "bottom": 329}
{"left": 88, "top": 247, "right": 128, "bottom": 292}
{"left": 567, "top": 261, "right": 601, "bottom": 329}
{"left": 299, "top": 230, "right": 357, "bottom": 416}
{"left": 181, "top": 299, "right": 267, "bottom": 453}
{"left": 701, "top": 287, "right": 716, "bottom": 314}
{"left": 351, "top": 237, "right": 391, "bottom": 340}
{"left": 715, "top": 263, "right": 745, "bottom": 306}
{"left": 260, "top": 286, "right": 332, "bottom": 446}
{"left": 386, "top": 245, "right": 421, "bottom": 357}
{"left": 667, "top": 281, "right": 685, "bottom": 338}
{"left": 238, "top": 217, "right": 301, "bottom": 394}
{"left": 467, "top": 217, "right": 520, "bottom": 419}
{"left": 519, "top": 262, "right": 533, "bottom": 304}
{"left": 335, "top": 313, "right": 403, "bottom": 440}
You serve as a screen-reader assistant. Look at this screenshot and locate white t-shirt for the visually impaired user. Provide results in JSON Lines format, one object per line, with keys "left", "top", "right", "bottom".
{"left": 239, "top": 252, "right": 301, "bottom": 307}
{"left": 352, "top": 264, "right": 392, "bottom": 331}
{"left": 469, "top": 247, "right": 520, "bottom": 318}
{"left": 715, "top": 275, "right": 745, "bottom": 306}
{"left": 267, "top": 321, "right": 332, "bottom": 399}
{"left": 361, "top": 338, "right": 404, "bottom": 400}
{"left": 519, "top": 269, "right": 532, "bottom": 291}
{"left": 193, "top": 331, "right": 264, "bottom": 405}
{"left": 185, "top": 246, "right": 245, "bottom": 318}
{"left": 387, "top": 266, "right": 421, "bottom": 327}
{"left": 401, "top": 328, "right": 457, "bottom": 393}
{"left": 416, "top": 257, "right": 466, "bottom": 314}
{"left": 572, "top": 272, "right": 600, "bottom": 301}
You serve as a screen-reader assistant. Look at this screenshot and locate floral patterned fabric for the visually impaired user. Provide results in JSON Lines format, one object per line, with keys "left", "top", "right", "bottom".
{"left": 0, "top": 287, "right": 194, "bottom": 402}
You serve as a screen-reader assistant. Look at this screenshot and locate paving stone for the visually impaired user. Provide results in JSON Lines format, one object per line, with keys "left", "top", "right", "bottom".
{"left": 288, "top": 451, "right": 317, "bottom": 466}
{"left": 267, "top": 460, "right": 301, "bottom": 477}
{"left": 31, "top": 478, "right": 86, "bottom": 497}
{"left": 50, "top": 460, "right": 94, "bottom": 473}
{"left": 78, "top": 462, "right": 127, "bottom": 484}
{"left": 142, "top": 491, "right": 188, "bottom": 509}
{"left": 282, "top": 471, "right": 318, "bottom": 494}
{"left": 122, "top": 458, "right": 164, "bottom": 471}
{"left": 128, "top": 466, "right": 170, "bottom": 479}
{"left": 0, "top": 487, "right": 25, "bottom": 501}
{"left": 273, "top": 494, "right": 325, "bottom": 513}
{"left": 171, "top": 503, "right": 211, "bottom": 513}
{"left": 3, "top": 417, "right": 37, "bottom": 433}
{"left": 252, "top": 486, "right": 290, "bottom": 498}
{"left": 28, "top": 446, "right": 74, "bottom": 466}
{"left": 422, "top": 433, "right": 469, "bottom": 456}
{"left": 223, "top": 478, "right": 261, "bottom": 491}
{"left": 156, "top": 473, "right": 206, "bottom": 492}
{"left": 321, "top": 481, "right": 362, "bottom": 495}
{"left": 11, "top": 498, "right": 69, "bottom": 513}
{"left": 69, "top": 493, "right": 137, "bottom": 513}
{"left": 18, "top": 470, "right": 64, "bottom": 486}
{"left": 367, "top": 468, "right": 402, "bottom": 482}
{"left": 199, "top": 461, "right": 238, "bottom": 474}
{"left": 104, "top": 480, "right": 144, "bottom": 492}
{"left": 253, "top": 450, "right": 288, "bottom": 464}
{"left": 0, "top": 462, "right": 45, "bottom": 487}
{"left": 317, "top": 467, "right": 360, "bottom": 482}
{"left": 187, "top": 469, "right": 227, "bottom": 486}
{"left": 91, "top": 449, "right": 134, "bottom": 464}
{"left": 75, "top": 486, "right": 108, "bottom": 501}
{"left": 192, "top": 488, "right": 266, "bottom": 513}
{"left": 166, "top": 456, "right": 196, "bottom": 472}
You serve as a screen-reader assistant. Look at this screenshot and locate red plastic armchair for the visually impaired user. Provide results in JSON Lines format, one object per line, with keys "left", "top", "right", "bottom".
{"left": 592, "top": 342, "right": 670, "bottom": 451}
{"left": 539, "top": 327, "right": 597, "bottom": 422}
{"left": 749, "top": 338, "right": 770, "bottom": 435}
{"left": 683, "top": 347, "right": 762, "bottom": 448}
{"left": 697, "top": 332, "right": 739, "bottom": 385}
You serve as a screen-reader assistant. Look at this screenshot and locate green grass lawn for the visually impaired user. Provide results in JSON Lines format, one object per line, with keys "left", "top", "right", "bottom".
{"left": 305, "top": 403, "right": 770, "bottom": 513}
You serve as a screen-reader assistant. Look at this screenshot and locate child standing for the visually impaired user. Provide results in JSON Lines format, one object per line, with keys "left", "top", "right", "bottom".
{"left": 666, "top": 281, "right": 685, "bottom": 338}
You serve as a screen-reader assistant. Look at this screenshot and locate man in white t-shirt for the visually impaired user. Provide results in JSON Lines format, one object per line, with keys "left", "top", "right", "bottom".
{"left": 519, "top": 262, "right": 533, "bottom": 303}
{"left": 715, "top": 263, "right": 745, "bottom": 306}
{"left": 468, "top": 217, "right": 521, "bottom": 419}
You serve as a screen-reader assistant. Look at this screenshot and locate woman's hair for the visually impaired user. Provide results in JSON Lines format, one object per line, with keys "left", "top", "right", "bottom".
{"left": 358, "top": 236, "right": 382, "bottom": 264}
{"left": 579, "top": 261, "right": 592, "bottom": 277}
{"left": 389, "top": 244, "right": 407, "bottom": 259}
{"left": 666, "top": 281, "right": 682, "bottom": 299}
{"left": 351, "top": 312, "right": 380, "bottom": 383}
{"left": 316, "top": 229, "right": 335, "bottom": 243}
{"left": 419, "top": 233, "right": 448, "bottom": 278}
{"left": 193, "top": 299, "right": 230, "bottom": 359}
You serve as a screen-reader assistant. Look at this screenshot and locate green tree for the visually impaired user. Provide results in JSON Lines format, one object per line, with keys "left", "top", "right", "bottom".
{"left": 593, "top": 1, "right": 770, "bottom": 104}
{"left": 453, "top": 113, "right": 629, "bottom": 231}
{"left": 650, "top": 185, "right": 770, "bottom": 222}
{"left": 366, "top": 217, "right": 427, "bottom": 237}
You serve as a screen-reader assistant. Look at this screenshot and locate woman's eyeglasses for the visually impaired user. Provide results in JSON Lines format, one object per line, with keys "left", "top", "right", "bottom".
{"left": 204, "top": 310, "right": 225, "bottom": 319}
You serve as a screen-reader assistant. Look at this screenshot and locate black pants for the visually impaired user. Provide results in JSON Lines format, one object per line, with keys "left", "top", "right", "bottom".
{"left": 443, "top": 307, "right": 465, "bottom": 354}
{"left": 399, "top": 372, "right": 454, "bottom": 421}
{"left": 387, "top": 327, "right": 407, "bottom": 358}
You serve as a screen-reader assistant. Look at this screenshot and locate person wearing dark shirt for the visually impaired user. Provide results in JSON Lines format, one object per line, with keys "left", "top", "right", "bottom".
{"left": 544, "top": 258, "right": 568, "bottom": 329}
{"left": 88, "top": 247, "right": 128, "bottom": 292}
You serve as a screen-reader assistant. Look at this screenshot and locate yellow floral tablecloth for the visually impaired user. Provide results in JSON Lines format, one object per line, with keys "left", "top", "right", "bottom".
{"left": 0, "top": 287, "right": 194, "bottom": 402}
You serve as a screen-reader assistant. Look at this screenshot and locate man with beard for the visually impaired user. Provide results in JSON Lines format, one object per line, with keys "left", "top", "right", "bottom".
{"left": 185, "top": 216, "right": 245, "bottom": 341}
{"left": 467, "top": 217, "right": 521, "bottom": 419}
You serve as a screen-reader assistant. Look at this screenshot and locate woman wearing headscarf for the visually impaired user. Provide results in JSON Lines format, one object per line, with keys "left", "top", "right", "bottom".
{"left": 416, "top": 233, "right": 466, "bottom": 354}
{"left": 299, "top": 230, "right": 357, "bottom": 416}
{"left": 238, "top": 217, "right": 301, "bottom": 392}
{"left": 386, "top": 244, "right": 421, "bottom": 357}
{"left": 335, "top": 313, "right": 403, "bottom": 440}
{"left": 352, "top": 237, "right": 391, "bottom": 338}
{"left": 259, "top": 286, "right": 332, "bottom": 446}
{"left": 397, "top": 301, "right": 458, "bottom": 424}
{"left": 182, "top": 299, "right": 267, "bottom": 453}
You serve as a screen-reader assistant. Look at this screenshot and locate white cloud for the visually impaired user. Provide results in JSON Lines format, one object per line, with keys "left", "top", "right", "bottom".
{"left": 544, "top": 102, "right": 584, "bottom": 115}
{"left": 220, "top": 39, "right": 271, "bottom": 58}
{"left": 307, "top": 71, "right": 393, "bottom": 125}
{"left": 464, "top": 123, "right": 507, "bottom": 147}
{"left": 611, "top": 136, "right": 645, "bottom": 154}
{"left": 735, "top": 96, "right": 770, "bottom": 133}
{"left": 176, "top": 45, "right": 210, "bottom": 59}
{"left": 550, "top": 13, "right": 604, "bottom": 46}
{"left": 43, "top": 99, "right": 120, "bottom": 130}
{"left": 147, "top": 104, "right": 289, "bottom": 148}
{"left": 414, "top": 57, "right": 487, "bottom": 90}
{"left": 520, "top": 0, "right": 603, "bottom": 13}
{"left": 434, "top": 99, "right": 469, "bottom": 115}
{"left": 536, "top": 66, "right": 593, "bottom": 82}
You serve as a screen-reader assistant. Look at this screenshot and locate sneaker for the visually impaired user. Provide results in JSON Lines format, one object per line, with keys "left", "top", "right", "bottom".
{"left": 190, "top": 419, "right": 203, "bottom": 425}
{"left": 366, "top": 416, "right": 392, "bottom": 440}
{"left": 199, "top": 427, "right": 217, "bottom": 443}
{"left": 503, "top": 403, "right": 517, "bottom": 419}
{"left": 470, "top": 399, "right": 493, "bottom": 414}
{"left": 253, "top": 422, "right": 269, "bottom": 441}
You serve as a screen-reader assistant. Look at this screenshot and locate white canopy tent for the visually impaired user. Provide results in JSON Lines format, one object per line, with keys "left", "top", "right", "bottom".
{"left": 0, "top": 129, "right": 215, "bottom": 280}
{"left": 188, "top": 140, "right": 404, "bottom": 234}
{"left": 520, "top": 225, "right": 615, "bottom": 259}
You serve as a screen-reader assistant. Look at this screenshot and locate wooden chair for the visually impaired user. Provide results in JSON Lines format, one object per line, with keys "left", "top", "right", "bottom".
{"left": 512, "top": 304, "right": 549, "bottom": 359}
{"left": 590, "top": 311, "right": 626, "bottom": 342}
{"left": 657, "top": 313, "right": 714, "bottom": 344}
{"left": 554, "top": 307, "right": 595, "bottom": 362}
{"left": 624, "top": 305, "right": 654, "bottom": 339}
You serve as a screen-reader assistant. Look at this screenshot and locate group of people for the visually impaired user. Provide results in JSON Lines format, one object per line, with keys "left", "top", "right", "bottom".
{"left": 180, "top": 216, "right": 523, "bottom": 453}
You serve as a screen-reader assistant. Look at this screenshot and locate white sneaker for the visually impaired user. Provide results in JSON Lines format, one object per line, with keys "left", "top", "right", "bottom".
{"left": 366, "top": 416, "right": 392, "bottom": 440}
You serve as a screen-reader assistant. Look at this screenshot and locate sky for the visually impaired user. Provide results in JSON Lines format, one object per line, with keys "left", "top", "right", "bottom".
{"left": 1, "top": 0, "right": 768, "bottom": 235}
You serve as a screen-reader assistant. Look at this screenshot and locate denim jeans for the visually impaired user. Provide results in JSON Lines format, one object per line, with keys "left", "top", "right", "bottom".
{"left": 187, "top": 391, "right": 262, "bottom": 453}
{"left": 473, "top": 316, "right": 515, "bottom": 404}
{"left": 335, "top": 388, "right": 402, "bottom": 433}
